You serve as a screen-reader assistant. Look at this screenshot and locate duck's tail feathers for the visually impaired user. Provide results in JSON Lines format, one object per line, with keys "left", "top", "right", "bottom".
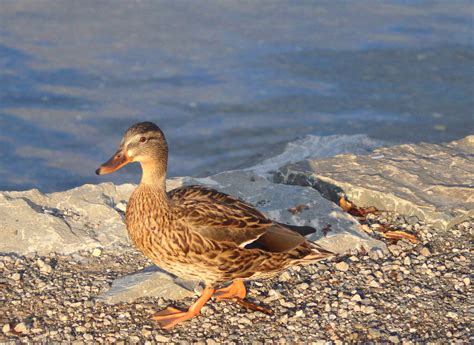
{"left": 299, "top": 241, "right": 336, "bottom": 264}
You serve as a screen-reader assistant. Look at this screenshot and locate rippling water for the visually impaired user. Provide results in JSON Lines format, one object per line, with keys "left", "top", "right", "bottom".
{"left": 0, "top": 1, "right": 473, "bottom": 191}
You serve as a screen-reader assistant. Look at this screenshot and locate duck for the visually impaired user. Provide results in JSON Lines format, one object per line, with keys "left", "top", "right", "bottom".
{"left": 96, "top": 121, "right": 334, "bottom": 329}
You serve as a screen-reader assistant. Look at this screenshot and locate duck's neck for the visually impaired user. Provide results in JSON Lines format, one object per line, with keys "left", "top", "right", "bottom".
{"left": 139, "top": 162, "right": 168, "bottom": 206}
{"left": 140, "top": 161, "right": 167, "bottom": 192}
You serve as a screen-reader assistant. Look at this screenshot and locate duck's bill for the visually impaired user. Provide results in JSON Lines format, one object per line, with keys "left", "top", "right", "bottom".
{"left": 95, "top": 150, "right": 131, "bottom": 175}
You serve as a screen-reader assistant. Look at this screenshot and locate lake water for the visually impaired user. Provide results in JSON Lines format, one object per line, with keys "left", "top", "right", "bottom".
{"left": 1, "top": 1, "right": 473, "bottom": 192}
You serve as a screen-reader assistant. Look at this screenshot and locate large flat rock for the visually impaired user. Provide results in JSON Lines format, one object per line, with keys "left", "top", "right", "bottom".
{"left": 96, "top": 266, "right": 197, "bottom": 304}
{"left": 276, "top": 136, "right": 474, "bottom": 230}
{"left": 0, "top": 181, "right": 184, "bottom": 255}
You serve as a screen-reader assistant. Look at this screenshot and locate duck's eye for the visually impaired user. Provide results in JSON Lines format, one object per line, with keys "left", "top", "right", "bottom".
{"left": 139, "top": 136, "right": 147, "bottom": 143}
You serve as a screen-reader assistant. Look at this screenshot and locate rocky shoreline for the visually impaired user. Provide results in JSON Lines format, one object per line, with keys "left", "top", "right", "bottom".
{"left": 1, "top": 136, "right": 472, "bottom": 343}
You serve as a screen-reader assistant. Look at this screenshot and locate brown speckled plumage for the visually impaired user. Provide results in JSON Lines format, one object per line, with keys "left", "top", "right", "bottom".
{"left": 97, "top": 121, "right": 334, "bottom": 328}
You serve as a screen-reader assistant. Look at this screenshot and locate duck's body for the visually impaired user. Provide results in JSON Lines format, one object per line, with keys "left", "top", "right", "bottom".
{"left": 126, "top": 184, "right": 330, "bottom": 286}
{"left": 96, "top": 121, "right": 334, "bottom": 328}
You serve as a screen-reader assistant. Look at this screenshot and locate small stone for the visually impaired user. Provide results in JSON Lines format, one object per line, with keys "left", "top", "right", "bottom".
{"left": 419, "top": 247, "right": 431, "bottom": 257}
{"left": 75, "top": 326, "right": 86, "bottom": 333}
{"left": 335, "top": 262, "right": 349, "bottom": 272}
{"left": 92, "top": 248, "right": 102, "bottom": 257}
{"left": 206, "top": 339, "right": 218, "bottom": 345}
{"left": 2, "top": 324, "right": 10, "bottom": 334}
{"left": 363, "top": 306, "right": 375, "bottom": 314}
{"left": 10, "top": 273, "right": 21, "bottom": 281}
{"left": 388, "top": 244, "right": 401, "bottom": 256}
{"left": 155, "top": 335, "right": 170, "bottom": 343}
{"left": 59, "top": 314, "right": 68, "bottom": 321}
{"left": 129, "top": 336, "right": 140, "bottom": 343}
{"left": 388, "top": 335, "right": 400, "bottom": 343}
{"left": 368, "top": 328, "right": 381, "bottom": 338}
{"left": 40, "top": 264, "right": 52, "bottom": 274}
{"left": 446, "top": 312, "right": 457, "bottom": 319}
{"left": 295, "top": 310, "right": 304, "bottom": 317}
{"left": 369, "top": 280, "right": 380, "bottom": 288}
{"left": 14, "top": 322, "right": 28, "bottom": 333}
{"left": 83, "top": 334, "right": 93, "bottom": 341}
{"left": 141, "top": 328, "right": 152, "bottom": 337}
{"left": 296, "top": 283, "right": 309, "bottom": 290}
{"left": 368, "top": 249, "right": 384, "bottom": 260}
{"left": 115, "top": 201, "right": 127, "bottom": 212}
{"left": 463, "top": 277, "right": 470, "bottom": 286}
{"left": 238, "top": 316, "right": 252, "bottom": 325}
{"left": 403, "top": 257, "right": 411, "bottom": 266}
{"left": 279, "top": 271, "right": 291, "bottom": 282}
{"left": 351, "top": 294, "right": 362, "bottom": 302}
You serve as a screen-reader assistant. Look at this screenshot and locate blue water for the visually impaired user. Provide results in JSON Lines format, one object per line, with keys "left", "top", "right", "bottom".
{"left": 0, "top": 1, "right": 473, "bottom": 192}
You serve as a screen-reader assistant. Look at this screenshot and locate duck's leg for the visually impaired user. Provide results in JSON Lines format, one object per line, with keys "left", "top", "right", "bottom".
{"left": 151, "top": 287, "right": 214, "bottom": 329}
{"left": 214, "top": 280, "right": 273, "bottom": 315}
{"left": 214, "top": 280, "right": 246, "bottom": 301}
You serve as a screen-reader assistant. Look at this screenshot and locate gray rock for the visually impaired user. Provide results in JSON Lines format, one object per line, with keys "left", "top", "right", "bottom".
{"left": 96, "top": 265, "right": 197, "bottom": 304}
{"left": 276, "top": 136, "right": 474, "bottom": 230}
{"left": 0, "top": 180, "right": 183, "bottom": 255}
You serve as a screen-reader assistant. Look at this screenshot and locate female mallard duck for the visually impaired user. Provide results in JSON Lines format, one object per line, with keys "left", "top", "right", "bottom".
{"left": 96, "top": 122, "right": 333, "bottom": 329}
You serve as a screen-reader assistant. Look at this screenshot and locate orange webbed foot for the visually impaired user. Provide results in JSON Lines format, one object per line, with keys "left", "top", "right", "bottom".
{"left": 214, "top": 280, "right": 247, "bottom": 301}
{"left": 151, "top": 287, "right": 214, "bottom": 329}
{"left": 151, "top": 307, "right": 197, "bottom": 329}
{"left": 214, "top": 280, "right": 273, "bottom": 315}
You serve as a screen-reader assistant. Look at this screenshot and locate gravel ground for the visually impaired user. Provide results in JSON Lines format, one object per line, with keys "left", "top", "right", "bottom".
{"left": 1, "top": 213, "right": 472, "bottom": 344}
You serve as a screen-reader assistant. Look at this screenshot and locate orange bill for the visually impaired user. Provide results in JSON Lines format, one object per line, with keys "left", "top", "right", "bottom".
{"left": 96, "top": 149, "right": 131, "bottom": 175}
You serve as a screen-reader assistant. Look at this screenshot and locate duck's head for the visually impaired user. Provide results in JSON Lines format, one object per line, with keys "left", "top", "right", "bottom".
{"left": 96, "top": 121, "right": 168, "bottom": 176}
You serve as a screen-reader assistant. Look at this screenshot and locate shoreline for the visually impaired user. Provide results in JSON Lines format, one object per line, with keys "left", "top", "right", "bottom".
{"left": 1, "top": 135, "right": 472, "bottom": 342}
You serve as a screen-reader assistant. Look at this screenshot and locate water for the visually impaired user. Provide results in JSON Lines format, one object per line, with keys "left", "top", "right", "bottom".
{"left": 1, "top": 1, "right": 473, "bottom": 192}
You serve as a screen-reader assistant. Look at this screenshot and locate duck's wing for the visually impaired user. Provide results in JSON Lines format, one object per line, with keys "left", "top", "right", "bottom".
{"left": 170, "top": 186, "right": 271, "bottom": 247}
{"left": 169, "top": 185, "right": 330, "bottom": 255}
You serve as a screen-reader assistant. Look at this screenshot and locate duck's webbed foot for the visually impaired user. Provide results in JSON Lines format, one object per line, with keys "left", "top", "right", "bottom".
{"left": 151, "top": 287, "right": 214, "bottom": 329}
{"left": 214, "top": 280, "right": 273, "bottom": 315}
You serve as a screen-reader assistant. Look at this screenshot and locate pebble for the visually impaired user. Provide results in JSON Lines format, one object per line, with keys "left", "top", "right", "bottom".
{"left": 75, "top": 326, "right": 86, "bottom": 333}
{"left": 10, "top": 273, "right": 21, "bottom": 281}
{"left": 13, "top": 323, "right": 27, "bottom": 333}
{"left": 141, "top": 328, "right": 152, "bottom": 337}
{"left": 335, "top": 262, "right": 349, "bottom": 272}
{"left": 92, "top": 248, "right": 102, "bottom": 257}
{"left": 279, "top": 271, "right": 291, "bottom": 282}
{"left": 362, "top": 306, "right": 375, "bottom": 314}
{"left": 388, "top": 245, "right": 401, "bottom": 256}
{"left": 238, "top": 317, "right": 252, "bottom": 325}
{"left": 369, "top": 280, "right": 380, "bottom": 288}
{"left": 419, "top": 247, "right": 431, "bottom": 257}
{"left": 155, "top": 335, "right": 170, "bottom": 342}
{"left": 129, "top": 335, "right": 140, "bottom": 343}
{"left": 297, "top": 282, "right": 309, "bottom": 290}
{"left": 115, "top": 201, "right": 127, "bottom": 212}
{"left": 368, "top": 328, "right": 381, "bottom": 338}
{"left": 0, "top": 215, "right": 471, "bottom": 343}
{"left": 59, "top": 314, "right": 68, "bottom": 321}
{"left": 446, "top": 312, "right": 457, "bottom": 319}
{"left": 36, "top": 259, "right": 52, "bottom": 274}
{"left": 2, "top": 324, "right": 10, "bottom": 334}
